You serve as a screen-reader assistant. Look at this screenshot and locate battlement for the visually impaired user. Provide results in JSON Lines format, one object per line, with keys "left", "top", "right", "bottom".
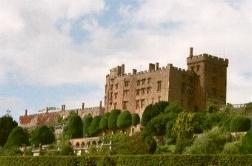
{"left": 187, "top": 53, "right": 228, "bottom": 66}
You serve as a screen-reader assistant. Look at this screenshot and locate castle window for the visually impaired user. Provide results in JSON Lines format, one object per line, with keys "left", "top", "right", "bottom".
{"left": 110, "top": 92, "right": 113, "bottom": 99}
{"left": 148, "top": 78, "right": 151, "bottom": 84}
{"left": 114, "top": 93, "right": 118, "bottom": 99}
{"left": 123, "top": 90, "right": 129, "bottom": 97}
{"left": 115, "top": 83, "right": 118, "bottom": 89}
{"left": 124, "top": 81, "right": 129, "bottom": 87}
{"left": 196, "top": 65, "right": 200, "bottom": 71}
{"left": 137, "top": 80, "right": 140, "bottom": 86}
{"left": 157, "top": 81, "right": 162, "bottom": 92}
{"left": 147, "top": 87, "right": 151, "bottom": 94}
{"left": 123, "top": 101, "right": 128, "bottom": 110}
{"left": 141, "top": 88, "right": 145, "bottom": 95}
{"left": 136, "top": 89, "right": 140, "bottom": 95}
{"left": 105, "top": 84, "right": 107, "bottom": 91}
{"left": 110, "top": 85, "right": 113, "bottom": 90}
{"left": 136, "top": 100, "right": 140, "bottom": 109}
{"left": 141, "top": 99, "right": 145, "bottom": 108}
{"left": 142, "top": 79, "right": 146, "bottom": 85}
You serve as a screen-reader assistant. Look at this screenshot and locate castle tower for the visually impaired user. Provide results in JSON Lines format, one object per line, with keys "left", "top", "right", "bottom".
{"left": 187, "top": 47, "right": 229, "bottom": 111}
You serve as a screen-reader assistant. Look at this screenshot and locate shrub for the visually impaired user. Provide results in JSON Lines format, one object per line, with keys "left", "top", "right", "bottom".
{"left": 184, "top": 127, "right": 231, "bottom": 154}
{"left": 141, "top": 101, "right": 169, "bottom": 126}
{"left": 88, "top": 116, "right": 101, "bottom": 136}
{"left": 60, "top": 144, "right": 74, "bottom": 156}
{"left": 230, "top": 116, "right": 251, "bottom": 132}
{"left": 132, "top": 114, "right": 140, "bottom": 126}
{"left": 117, "top": 111, "right": 132, "bottom": 129}
{"left": 30, "top": 125, "right": 55, "bottom": 146}
{"left": 164, "top": 102, "right": 183, "bottom": 114}
{"left": 0, "top": 116, "right": 18, "bottom": 146}
{"left": 240, "top": 128, "right": 252, "bottom": 154}
{"left": 222, "top": 141, "right": 241, "bottom": 154}
{"left": 83, "top": 114, "right": 92, "bottom": 137}
{"left": 67, "top": 113, "right": 83, "bottom": 139}
{"left": 146, "top": 113, "right": 171, "bottom": 136}
{"left": 193, "top": 112, "right": 207, "bottom": 133}
{"left": 99, "top": 112, "right": 110, "bottom": 131}
{"left": 206, "top": 112, "right": 226, "bottom": 129}
{"left": 108, "top": 109, "right": 121, "bottom": 130}
{"left": 4, "top": 127, "right": 29, "bottom": 148}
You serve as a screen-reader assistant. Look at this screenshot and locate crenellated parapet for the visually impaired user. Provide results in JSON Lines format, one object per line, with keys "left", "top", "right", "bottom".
{"left": 187, "top": 54, "right": 228, "bottom": 66}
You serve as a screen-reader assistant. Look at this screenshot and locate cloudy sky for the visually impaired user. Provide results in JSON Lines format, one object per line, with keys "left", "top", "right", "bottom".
{"left": 0, "top": 0, "right": 252, "bottom": 120}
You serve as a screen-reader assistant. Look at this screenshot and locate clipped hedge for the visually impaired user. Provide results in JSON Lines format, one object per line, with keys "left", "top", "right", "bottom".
{"left": 2, "top": 155, "right": 252, "bottom": 166}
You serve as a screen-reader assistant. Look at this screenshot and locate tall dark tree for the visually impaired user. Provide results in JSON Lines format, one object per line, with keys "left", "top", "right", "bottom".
{"left": 30, "top": 125, "right": 55, "bottom": 146}
{"left": 0, "top": 115, "right": 18, "bottom": 146}
{"left": 83, "top": 114, "right": 93, "bottom": 137}
{"left": 4, "top": 126, "right": 29, "bottom": 148}
{"left": 117, "top": 111, "right": 132, "bottom": 129}
{"left": 67, "top": 113, "right": 83, "bottom": 139}
{"left": 108, "top": 109, "right": 121, "bottom": 130}
{"left": 132, "top": 114, "right": 140, "bottom": 126}
{"left": 99, "top": 112, "right": 110, "bottom": 131}
{"left": 88, "top": 116, "right": 101, "bottom": 136}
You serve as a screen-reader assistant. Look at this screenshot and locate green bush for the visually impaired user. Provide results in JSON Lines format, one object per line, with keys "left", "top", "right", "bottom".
{"left": 193, "top": 112, "right": 207, "bottom": 133}
{"left": 67, "top": 113, "right": 83, "bottom": 139}
{"left": 4, "top": 127, "right": 29, "bottom": 148}
{"left": 141, "top": 101, "right": 169, "bottom": 126}
{"left": 132, "top": 114, "right": 140, "bottom": 126}
{"left": 0, "top": 116, "right": 18, "bottom": 147}
{"left": 117, "top": 111, "right": 132, "bottom": 129}
{"left": 83, "top": 114, "right": 92, "bottom": 137}
{"left": 88, "top": 116, "right": 101, "bottom": 136}
{"left": 222, "top": 141, "right": 241, "bottom": 154}
{"left": 99, "top": 112, "right": 110, "bottom": 131}
{"left": 108, "top": 109, "right": 121, "bottom": 130}
{"left": 240, "top": 128, "right": 252, "bottom": 154}
{"left": 30, "top": 125, "right": 55, "bottom": 146}
{"left": 230, "top": 116, "right": 251, "bottom": 132}
{"left": 60, "top": 144, "right": 74, "bottom": 156}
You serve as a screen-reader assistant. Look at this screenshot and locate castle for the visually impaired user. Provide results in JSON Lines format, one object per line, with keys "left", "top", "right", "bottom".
{"left": 20, "top": 47, "right": 228, "bottom": 126}
{"left": 104, "top": 47, "right": 228, "bottom": 115}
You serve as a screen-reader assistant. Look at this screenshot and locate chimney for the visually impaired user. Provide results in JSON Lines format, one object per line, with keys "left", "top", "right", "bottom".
{"left": 132, "top": 69, "right": 137, "bottom": 75}
{"left": 156, "top": 63, "right": 159, "bottom": 70}
{"left": 121, "top": 64, "right": 125, "bottom": 76}
{"left": 61, "top": 105, "right": 65, "bottom": 111}
{"left": 46, "top": 107, "right": 49, "bottom": 113}
{"left": 100, "top": 100, "right": 103, "bottom": 109}
{"left": 149, "top": 63, "right": 155, "bottom": 72}
{"left": 25, "top": 109, "right": 28, "bottom": 116}
{"left": 189, "top": 47, "right": 193, "bottom": 58}
{"left": 82, "top": 103, "right": 85, "bottom": 110}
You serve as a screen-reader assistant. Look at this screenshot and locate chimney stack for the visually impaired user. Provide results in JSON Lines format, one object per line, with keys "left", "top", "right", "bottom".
{"left": 156, "top": 63, "right": 159, "bottom": 70}
{"left": 149, "top": 63, "right": 155, "bottom": 72}
{"left": 189, "top": 47, "right": 193, "bottom": 58}
{"left": 61, "top": 105, "right": 66, "bottom": 111}
{"left": 25, "top": 109, "right": 28, "bottom": 116}
{"left": 46, "top": 107, "right": 49, "bottom": 113}
{"left": 82, "top": 103, "right": 85, "bottom": 110}
{"left": 132, "top": 69, "right": 137, "bottom": 75}
{"left": 99, "top": 100, "right": 103, "bottom": 109}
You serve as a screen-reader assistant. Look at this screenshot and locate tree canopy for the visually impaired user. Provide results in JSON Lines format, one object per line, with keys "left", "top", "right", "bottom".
{"left": 30, "top": 125, "right": 55, "bottom": 146}
{"left": 83, "top": 114, "right": 93, "bottom": 137}
{"left": 88, "top": 116, "right": 101, "bottom": 136}
{"left": 67, "top": 113, "right": 83, "bottom": 139}
{"left": 117, "top": 111, "right": 132, "bottom": 129}
{"left": 132, "top": 114, "right": 140, "bottom": 126}
{"left": 0, "top": 116, "right": 18, "bottom": 147}
{"left": 4, "top": 126, "right": 29, "bottom": 148}
{"left": 108, "top": 109, "right": 121, "bottom": 130}
{"left": 99, "top": 112, "right": 110, "bottom": 131}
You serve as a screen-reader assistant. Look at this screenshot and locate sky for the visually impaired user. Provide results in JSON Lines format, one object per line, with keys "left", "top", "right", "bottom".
{"left": 0, "top": 0, "right": 252, "bottom": 121}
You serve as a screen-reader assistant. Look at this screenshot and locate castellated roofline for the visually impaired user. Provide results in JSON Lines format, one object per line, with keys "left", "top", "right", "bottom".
{"left": 187, "top": 53, "right": 229, "bottom": 66}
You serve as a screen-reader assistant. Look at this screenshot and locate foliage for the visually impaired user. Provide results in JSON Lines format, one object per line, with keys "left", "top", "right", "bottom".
{"left": 99, "top": 112, "right": 110, "bottom": 131}
{"left": 67, "top": 113, "right": 83, "bottom": 139}
{"left": 164, "top": 102, "right": 183, "bottom": 114}
{"left": 117, "top": 111, "right": 132, "bottom": 129}
{"left": 193, "top": 112, "right": 207, "bottom": 133}
{"left": 88, "top": 116, "right": 101, "bottom": 136}
{"left": 82, "top": 114, "right": 92, "bottom": 137}
{"left": 132, "top": 114, "right": 140, "bottom": 126}
{"left": 246, "top": 102, "right": 252, "bottom": 110}
{"left": 155, "top": 145, "right": 176, "bottom": 154}
{"left": 4, "top": 127, "right": 29, "bottom": 148}
{"left": 30, "top": 125, "right": 55, "bottom": 146}
{"left": 229, "top": 116, "right": 251, "bottom": 132}
{"left": 144, "top": 136, "right": 157, "bottom": 154}
{"left": 173, "top": 112, "right": 194, "bottom": 153}
{"left": 205, "top": 112, "right": 226, "bottom": 129}
{"left": 240, "top": 128, "right": 252, "bottom": 154}
{"left": 108, "top": 109, "right": 121, "bottom": 130}
{"left": 141, "top": 101, "right": 169, "bottom": 126}
{"left": 0, "top": 116, "right": 18, "bottom": 147}
{"left": 146, "top": 113, "right": 169, "bottom": 136}
{"left": 60, "top": 144, "right": 74, "bottom": 156}
{"left": 222, "top": 141, "right": 241, "bottom": 154}
{"left": 184, "top": 127, "right": 231, "bottom": 154}
{"left": 3, "top": 155, "right": 252, "bottom": 166}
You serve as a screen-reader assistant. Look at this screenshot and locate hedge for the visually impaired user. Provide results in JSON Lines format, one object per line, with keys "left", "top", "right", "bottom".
{"left": 2, "top": 155, "right": 252, "bottom": 166}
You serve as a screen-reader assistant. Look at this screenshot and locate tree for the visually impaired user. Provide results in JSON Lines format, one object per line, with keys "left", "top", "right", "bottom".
{"left": 141, "top": 101, "right": 169, "bottom": 126}
{"left": 4, "top": 126, "right": 29, "bottom": 148}
{"left": 88, "top": 116, "right": 101, "bottom": 136}
{"left": 67, "top": 113, "right": 83, "bottom": 139}
{"left": 117, "top": 111, "right": 132, "bottom": 129}
{"left": 108, "top": 109, "right": 121, "bottom": 130}
{"left": 0, "top": 116, "right": 18, "bottom": 146}
{"left": 193, "top": 112, "right": 207, "bottom": 133}
{"left": 60, "top": 144, "right": 74, "bottom": 155}
{"left": 240, "top": 128, "right": 252, "bottom": 154}
{"left": 83, "top": 114, "right": 92, "bottom": 137}
{"left": 99, "top": 112, "right": 110, "bottom": 131}
{"left": 30, "top": 125, "right": 55, "bottom": 146}
{"left": 230, "top": 116, "right": 251, "bottom": 132}
{"left": 132, "top": 114, "right": 140, "bottom": 126}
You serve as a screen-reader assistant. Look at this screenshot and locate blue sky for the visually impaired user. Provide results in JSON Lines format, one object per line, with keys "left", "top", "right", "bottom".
{"left": 0, "top": 0, "right": 252, "bottom": 121}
